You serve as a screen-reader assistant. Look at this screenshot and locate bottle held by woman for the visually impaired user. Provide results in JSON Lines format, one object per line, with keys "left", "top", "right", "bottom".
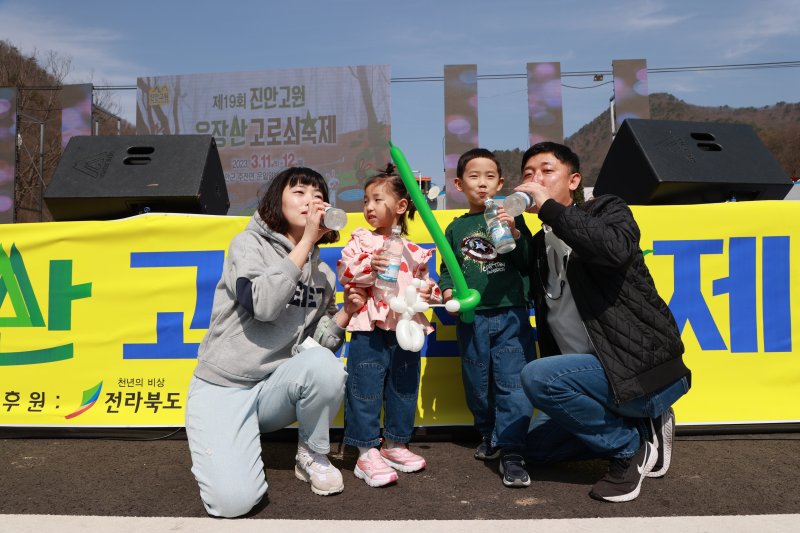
{"left": 323, "top": 206, "right": 348, "bottom": 230}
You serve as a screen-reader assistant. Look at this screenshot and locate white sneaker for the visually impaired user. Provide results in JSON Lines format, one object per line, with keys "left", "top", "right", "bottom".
{"left": 295, "top": 448, "right": 344, "bottom": 496}
{"left": 647, "top": 407, "right": 675, "bottom": 478}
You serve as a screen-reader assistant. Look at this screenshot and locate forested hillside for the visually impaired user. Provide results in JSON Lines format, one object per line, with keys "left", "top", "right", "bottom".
{"left": 496, "top": 93, "right": 800, "bottom": 189}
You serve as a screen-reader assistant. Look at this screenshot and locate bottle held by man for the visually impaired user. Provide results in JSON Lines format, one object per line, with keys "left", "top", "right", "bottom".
{"left": 503, "top": 191, "right": 535, "bottom": 217}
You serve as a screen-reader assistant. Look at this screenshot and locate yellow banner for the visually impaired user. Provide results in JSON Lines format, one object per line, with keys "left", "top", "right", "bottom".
{"left": 1, "top": 202, "right": 798, "bottom": 428}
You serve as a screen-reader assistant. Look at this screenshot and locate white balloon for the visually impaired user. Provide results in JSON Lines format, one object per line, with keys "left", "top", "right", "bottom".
{"left": 404, "top": 285, "right": 418, "bottom": 304}
{"left": 412, "top": 301, "right": 430, "bottom": 313}
{"left": 397, "top": 320, "right": 424, "bottom": 352}
{"left": 408, "top": 322, "right": 425, "bottom": 351}
{"left": 396, "top": 320, "right": 419, "bottom": 351}
{"left": 444, "top": 299, "right": 461, "bottom": 313}
{"left": 390, "top": 297, "right": 407, "bottom": 314}
{"left": 386, "top": 277, "right": 434, "bottom": 352}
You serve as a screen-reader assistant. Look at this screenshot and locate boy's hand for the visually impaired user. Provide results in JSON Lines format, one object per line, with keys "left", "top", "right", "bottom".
{"left": 497, "top": 205, "right": 521, "bottom": 240}
{"left": 442, "top": 288, "right": 458, "bottom": 316}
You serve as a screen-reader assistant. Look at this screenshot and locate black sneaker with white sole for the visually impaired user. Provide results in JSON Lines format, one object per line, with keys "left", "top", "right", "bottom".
{"left": 647, "top": 407, "right": 675, "bottom": 478}
{"left": 474, "top": 437, "right": 501, "bottom": 460}
{"left": 589, "top": 441, "right": 656, "bottom": 502}
{"left": 499, "top": 452, "right": 530, "bottom": 488}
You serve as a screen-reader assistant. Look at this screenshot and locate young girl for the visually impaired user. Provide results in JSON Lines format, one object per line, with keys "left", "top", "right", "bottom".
{"left": 337, "top": 163, "right": 442, "bottom": 487}
{"left": 185, "top": 167, "right": 366, "bottom": 517}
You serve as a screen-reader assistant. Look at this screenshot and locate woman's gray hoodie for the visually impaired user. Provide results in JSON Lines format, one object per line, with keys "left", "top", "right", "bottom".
{"left": 193, "top": 212, "right": 346, "bottom": 388}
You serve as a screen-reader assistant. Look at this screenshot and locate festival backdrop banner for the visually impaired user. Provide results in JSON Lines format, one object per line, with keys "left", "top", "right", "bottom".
{"left": 612, "top": 58, "right": 650, "bottom": 131}
{"left": 1, "top": 202, "right": 799, "bottom": 428}
{"left": 135, "top": 66, "right": 391, "bottom": 215}
{"left": 526, "top": 62, "right": 564, "bottom": 144}
{"left": 443, "top": 64, "right": 478, "bottom": 210}
{"left": 0, "top": 87, "right": 16, "bottom": 224}
{"left": 59, "top": 84, "right": 92, "bottom": 149}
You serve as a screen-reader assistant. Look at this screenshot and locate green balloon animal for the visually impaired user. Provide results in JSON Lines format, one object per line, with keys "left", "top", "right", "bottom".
{"left": 389, "top": 142, "right": 481, "bottom": 324}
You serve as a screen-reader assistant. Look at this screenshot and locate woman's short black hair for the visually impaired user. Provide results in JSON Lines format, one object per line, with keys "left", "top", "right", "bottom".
{"left": 257, "top": 166, "right": 339, "bottom": 244}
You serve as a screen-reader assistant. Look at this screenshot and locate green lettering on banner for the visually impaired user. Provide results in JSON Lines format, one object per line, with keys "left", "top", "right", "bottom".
{"left": 0, "top": 343, "right": 74, "bottom": 366}
{"left": 48, "top": 260, "right": 92, "bottom": 331}
{"left": 0, "top": 245, "right": 84, "bottom": 366}
{"left": 0, "top": 244, "right": 45, "bottom": 327}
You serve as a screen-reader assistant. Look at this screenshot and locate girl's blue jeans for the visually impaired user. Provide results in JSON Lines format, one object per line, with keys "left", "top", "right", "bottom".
{"left": 343, "top": 329, "right": 421, "bottom": 448}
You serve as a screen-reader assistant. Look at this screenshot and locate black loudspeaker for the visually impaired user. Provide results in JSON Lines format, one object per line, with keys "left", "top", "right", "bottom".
{"left": 594, "top": 119, "right": 792, "bottom": 205}
{"left": 45, "top": 134, "right": 230, "bottom": 220}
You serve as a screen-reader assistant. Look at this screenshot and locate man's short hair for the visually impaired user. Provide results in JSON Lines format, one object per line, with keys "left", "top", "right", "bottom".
{"left": 520, "top": 142, "right": 580, "bottom": 175}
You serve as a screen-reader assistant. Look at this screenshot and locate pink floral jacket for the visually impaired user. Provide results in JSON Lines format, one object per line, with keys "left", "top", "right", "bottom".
{"left": 337, "top": 227, "right": 442, "bottom": 333}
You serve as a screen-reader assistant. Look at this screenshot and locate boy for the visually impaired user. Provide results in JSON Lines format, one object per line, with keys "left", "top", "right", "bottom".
{"left": 439, "top": 148, "right": 536, "bottom": 488}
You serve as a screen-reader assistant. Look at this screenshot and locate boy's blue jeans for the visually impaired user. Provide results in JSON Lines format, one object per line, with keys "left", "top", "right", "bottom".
{"left": 456, "top": 307, "right": 536, "bottom": 450}
{"left": 343, "top": 329, "right": 421, "bottom": 448}
{"left": 521, "top": 353, "right": 690, "bottom": 462}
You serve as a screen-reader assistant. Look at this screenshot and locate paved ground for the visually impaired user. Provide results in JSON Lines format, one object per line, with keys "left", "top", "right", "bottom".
{"left": 2, "top": 428, "right": 800, "bottom": 522}
{"left": 3, "top": 515, "right": 800, "bottom": 533}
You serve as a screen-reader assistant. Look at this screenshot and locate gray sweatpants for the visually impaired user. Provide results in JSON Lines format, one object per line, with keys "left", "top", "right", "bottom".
{"left": 185, "top": 348, "right": 347, "bottom": 517}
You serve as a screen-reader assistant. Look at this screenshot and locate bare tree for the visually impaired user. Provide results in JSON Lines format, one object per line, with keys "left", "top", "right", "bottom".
{"left": 1, "top": 41, "right": 65, "bottom": 222}
{"left": 1, "top": 40, "right": 134, "bottom": 222}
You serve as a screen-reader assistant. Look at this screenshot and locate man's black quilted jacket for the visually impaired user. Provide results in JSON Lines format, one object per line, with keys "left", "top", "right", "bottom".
{"left": 531, "top": 194, "right": 691, "bottom": 404}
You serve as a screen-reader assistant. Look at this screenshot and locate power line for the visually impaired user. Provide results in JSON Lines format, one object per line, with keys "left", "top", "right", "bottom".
{"left": 391, "top": 60, "right": 800, "bottom": 84}
{"left": 15, "top": 60, "right": 800, "bottom": 91}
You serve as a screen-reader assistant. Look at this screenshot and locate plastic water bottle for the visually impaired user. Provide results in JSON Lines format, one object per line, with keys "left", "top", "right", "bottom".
{"left": 323, "top": 206, "right": 347, "bottom": 230}
{"left": 375, "top": 225, "right": 404, "bottom": 291}
{"left": 503, "top": 191, "right": 535, "bottom": 217}
{"left": 484, "top": 198, "right": 516, "bottom": 254}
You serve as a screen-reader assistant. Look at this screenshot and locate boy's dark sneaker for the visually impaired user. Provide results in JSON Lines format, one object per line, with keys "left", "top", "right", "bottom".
{"left": 499, "top": 452, "right": 530, "bottom": 488}
{"left": 589, "top": 441, "right": 656, "bottom": 502}
{"left": 647, "top": 407, "right": 675, "bottom": 478}
{"left": 474, "top": 437, "right": 501, "bottom": 460}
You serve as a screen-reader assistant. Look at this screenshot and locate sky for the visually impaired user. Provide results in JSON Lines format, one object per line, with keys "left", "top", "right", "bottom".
{"left": 2, "top": 0, "right": 799, "bottom": 187}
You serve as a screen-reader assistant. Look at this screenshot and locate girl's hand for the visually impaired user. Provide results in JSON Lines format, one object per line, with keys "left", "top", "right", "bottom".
{"left": 370, "top": 247, "right": 388, "bottom": 275}
{"left": 417, "top": 278, "right": 434, "bottom": 303}
{"left": 342, "top": 283, "right": 367, "bottom": 315}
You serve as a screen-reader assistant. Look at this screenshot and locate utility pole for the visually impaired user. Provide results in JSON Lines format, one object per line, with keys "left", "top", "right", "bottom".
{"left": 16, "top": 111, "right": 47, "bottom": 222}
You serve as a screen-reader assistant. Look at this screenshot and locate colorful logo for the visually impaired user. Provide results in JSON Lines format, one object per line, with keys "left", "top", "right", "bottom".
{"left": 64, "top": 382, "right": 103, "bottom": 419}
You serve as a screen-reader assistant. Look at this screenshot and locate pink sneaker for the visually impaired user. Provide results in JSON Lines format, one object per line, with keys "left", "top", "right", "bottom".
{"left": 354, "top": 448, "right": 399, "bottom": 487}
{"left": 380, "top": 445, "right": 427, "bottom": 473}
